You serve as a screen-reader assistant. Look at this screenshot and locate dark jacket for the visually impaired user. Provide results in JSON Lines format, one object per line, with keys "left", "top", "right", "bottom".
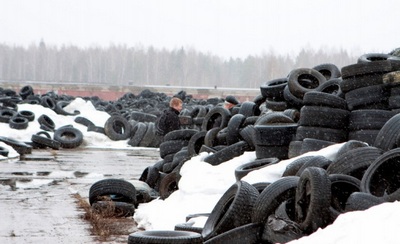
{"left": 155, "top": 107, "right": 181, "bottom": 136}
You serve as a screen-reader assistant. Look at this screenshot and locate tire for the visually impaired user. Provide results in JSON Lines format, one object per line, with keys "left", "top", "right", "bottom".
{"left": 312, "top": 63, "right": 341, "bottom": 80}
{"left": 74, "top": 116, "right": 95, "bottom": 127}
{"left": 139, "top": 122, "right": 156, "bottom": 147}
{"left": 287, "top": 68, "right": 327, "bottom": 99}
{"left": 238, "top": 101, "right": 260, "bottom": 117}
{"left": 255, "top": 145, "right": 289, "bottom": 160}
{"left": 187, "top": 131, "right": 207, "bottom": 157}
{"left": 204, "top": 127, "right": 221, "bottom": 147}
{"left": 38, "top": 114, "right": 55, "bottom": 131}
{"left": 128, "top": 230, "right": 203, "bottom": 244}
{"left": 159, "top": 140, "right": 189, "bottom": 159}
{"left": 260, "top": 77, "right": 288, "bottom": 100}
{"left": 239, "top": 125, "right": 256, "bottom": 150}
{"left": 336, "top": 140, "right": 369, "bottom": 158}
{"left": 254, "top": 112, "right": 294, "bottom": 126}
{"left": 295, "top": 167, "right": 331, "bottom": 233}
{"left": 303, "top": 91, "right": 347, "bottom": 109}
{"left": 0, "top": 136, "right": 32, "bottom": 155}
{"left": 315, "top": 78, "right": 345, "bottom": 98}
{"left": 130, "top": 111, "right": 158, "bottom": 123}
{"left": 254, "top": 124, "right": 298, "bottom": 146}
{"left": 163, "top": 129, "right": 199, "bottom": 142}
{"left": 357, "top": 52, "right": 400, "bottom": 63}
{"left": 283, "top": 85, "right": 303, "bottom": 109}
{"left": 345, "top": 84, "right": 389, "bottom": 111}
{"left": 128, "top": 122, "right": 148, "bottom": 147}
{"left": 348, "top": 129, "right": 380, "bottom": 146}
{"left": 203, "top": 223, "right": 262, "bottom": 244}
{"left": 340, "top": 73, "right": 385, "bottom": 93}
{"left": 17, "top": 110, "right": 35, "bottom": 121}
{"left": 298, "top": 106, "right": 350, "bottom": 129}
{"left": 329, "top": 174, "right": 361, "bottom": 216}
{"left": 201, "top": 106, "right": 231, "bottom": 131}
{"left": 265, "top": 99, "right": 287, "bottom": 111}
{"left": 31, "top": 133, "right": 61, "bottom": 150}
{"left": 89, "top": 178, "right": 137, "bottom": 206}
{"left": 87, "top": 125, "right": 105, "bottom": 134}
{"left": 295, "top": 126, "right": 348, "bottom": 143}
{"left": 40, "top": 96, "right": 56, "bottom": 110}
{"left": 226, "top": 114, "right": 246, "bottom": 145}
{"left": 282, "top": 156, "right": 316, "bottom": 177}
{"left": 348, "top": 109, "right": 395, "bottom": 130}
{"left": 327, "top": 146, "right": 382, "bottom": 180}
{"left": 0, "top": 109, "right": 17, "bottom": 123}
{"left": 53, "top": 126, "right": 84, "bottom": 148}
{"left": 202, "top": 181, "right": 259, "bottom": 240}
{"left": 344, "top": 192, "right": 385, "bottom": 212}
{"left": 91, "top": 201, "right": 135, "bottom": 217}
{"left": 19, "top": 85, "right": 34, "bottom": 99}
{"left": 159, "top": 172, "right": 179, "bottom": 200}
{"left": 288, "top": 140, "right": 303, "bottom": 159}
{"left": 360, "top": 148, "right": 400, "bottom": 198}
{"left": 54, "top": 101, "right": 80, "bottom": 116}
{"left": 341, "top": 60, "right": 394, "bottom": 78}
{"left": 252, "top": 176, "right": 299, "bottom": 242}
{"left": 204, "top": 141, "right": 251, "bottom": 166}
{"left": 174, "top": 222, "right": 203, "bottom": 234}
{"left": 104, "top": 115, "right": 132, "bottom": 141}
{"left": 374, "top": 113, "right": 400, "bottom": 151}
{"left": 295, "top": 155, "right": 332, "bottom": 176}
{"left": 0, "top": 146, "right": 9, "bottom": 157}
{"left": 9, "top": 116, "right": 29, "bottom": 130}
{"left": 234, "top": 157, "right": 279, "bottom": 181}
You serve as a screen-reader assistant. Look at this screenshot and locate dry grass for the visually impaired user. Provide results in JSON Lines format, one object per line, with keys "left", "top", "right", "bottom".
{"left": 73, "top": 194, "right": 136, "bottom": 242}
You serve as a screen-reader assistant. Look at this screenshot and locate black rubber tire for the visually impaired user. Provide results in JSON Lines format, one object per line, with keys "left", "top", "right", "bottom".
{"left": 254, "top": 124, "right": 298, "bottom": 146}
{"left": 74, "top": 116, "right": 95, "bottom": 127}
{"left": 295, "top": 167, "right": 332, "bottom": 233}
{"left": 17, "top": 110, "right": 35, "bottom": 121}
{"left": 234, "top": 157, "right": 280, "bottom": 181}
{"left": 159, "top": 172, "right": 179, "bottom": 200}
{"left": 283, "top": 85, "right": 303, "bottom": 110}
{"left": 226, "top": 114, "right": 246, "bottom": 145}
{"left": 0, "top": 146, "right": 9, "bottom": 157}
{"left": 128, "top": 122, "right": 148, "bottom": 147}
{"left": 327, "top": 146, "right": 383, "bottom": 180}
{"left": 260, "top": 77, "right": 288, "bottom": 100}
{"left": 0, "top": 109, "right": 18, "bottom": 123}
{"left": 329, "top": 174, "right": 361, "bottom": 217}
{"left": 374, "top": 113, "right": 400, "bottom": 151}
{"left": 264, "top": 214, "right": 304, "bottom": 244}
{"left": 312, "top": 63, "right": 341, "bottom": 80}
{"left": 315, "top": 78, "right": 345, "bottom": 98}
{"left": 303, "top": 91, "right": 347, "bottom": 109}
{"left": 87, "top": 125, "right": 105, "bottom": 134}
{"left": 252, "top": 176, "right": 299, "bottom": 241}
{"left": 9, "top": 116, "right": 29, "bottom": 130}
{"left": 265, "top": 99, "right": 287, "bottom": 111}
{"left": 238, "top": 101, "right": 260, "bottom": 118}
{"left": 130, "top": 111, "right": 158, "bottom": 123}
{"left": 360, "top": 148, "right": 400, "bottom": 198}
{"left": 201, "top": 106, "right": 231, "bottom": 131}
{"left": 357, "top": 53, "right": 400, "bottom": 63}
{"left": 204, "top": 127, "right": 221, "bottom": 147}
{"left": 287, "top": 68, "right": 327, "bottom": 99}
{"left": 104, "top": 115, "right": 132, "bottom": 141}
{"left": 202, "top": 181, "right": 259, "bottom": 240}
{"left": 159, "top": 140, "right": 189, "bottom": 159}
{"left": 91, "top": 201, "right": 135, "bottom": 217}
{"left": 38, "top": 114, "right": 56, "bottom": 131}
{"left": 190, "top": 106, "right": 207, "bottom": 118}
{"left": 31, "top": 133, "right": 61, "bottom": 150}
{"left": 336, "top": 140, "right": 369, "bottom": 158}
{"left": 239, "top": 125, "right": 256, "bottom": 150}
{"left": 255, "top": 145, "right": 289, "bottom": 160}
{"left": 345, "top": 84, "right": 389, "bottom": 111}
{"left": 19, "top": 85, "right": 34, "bottom": 99}
{"left": 174, "top": 222, "right": 203, "bottom": 234}
{"left": 295, "top": 156, "right": 332, "bottom": 176}
{"left": 187, "top": 131, "right": 207, "bottom": 157}
{"left": 299, "top": 138, "right": 335, "bottom": 155}
{"left": 298, "top": 106, "right": 350, "bottom": 129}
{"left": 163, "top": 129, "right": 199, "bottom": 142}
{"left": 348, "top": 129, "right": 380, "bottom": 146}
{"left": 283, "top": 108, "right": 300, "bottom": 123}
{"left": 282, "top": 156, "right": 317, "bottom": 177}
{"left": 54, "top": 101, "right": 80, "bottom": 116}
{"left": 128, "top": 230, "right": 203, "bottom": 244}
{"left": 295, "top": 125, "right": 348, "bottom": 143}
{"left": 340, "top": 73, "right": 384, "bottom": 93}
{"left": 139, "top": 122, "right": 156, "bottom": 147}
{"left": 341, "top": 60, "right": 394, "bottom": 78}
{"left": 348, "top": 109, "right": 395, "bottom": 130}
{"left": 203, "top": 223, "right": 262, "bottom": 244}
{"left": 344, "top": 192, "right": 385, "bottom": 212}
{"left": 53, "top": 126, "right": 84, "bottom": 148}
{"left": 288, "top": 140, "right": 303, "bottom": 159}
{"left": 89, "top": 178, "right": 137, "bottom": 206}
{"left": 0, "top": 136, "right": 32, "bottom": 155}
{"left": 204, "top": 141, "right": 251, "bottom": 166}
{"left": 254, "top": 112, "right": 294, "bottom": 126}
{"left": 40, "top": 96, "right": 56, "bottom": 110}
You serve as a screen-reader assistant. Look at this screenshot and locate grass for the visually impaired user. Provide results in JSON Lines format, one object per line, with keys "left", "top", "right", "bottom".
{"left": 73, "top": 194, "right": 136, "bottom": 242}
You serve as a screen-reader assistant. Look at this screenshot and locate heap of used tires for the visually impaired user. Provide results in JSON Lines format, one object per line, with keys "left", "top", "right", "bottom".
{"left": 126, "top": 52, "right": 400, "bottom": 243}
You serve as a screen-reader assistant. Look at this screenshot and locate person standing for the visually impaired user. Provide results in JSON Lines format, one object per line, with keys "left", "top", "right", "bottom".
{"left": 155, "top": 97, "right": 183, "bottom": 136}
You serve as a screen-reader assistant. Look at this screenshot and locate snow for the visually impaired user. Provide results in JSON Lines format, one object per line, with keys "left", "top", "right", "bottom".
{"left": 2, "top": 97, "right": 400, "bottom": 243}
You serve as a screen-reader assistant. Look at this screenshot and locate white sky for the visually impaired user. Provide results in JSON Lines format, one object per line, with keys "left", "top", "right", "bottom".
{"left": 0, "top": 0, "right": 399, "bottom": 59}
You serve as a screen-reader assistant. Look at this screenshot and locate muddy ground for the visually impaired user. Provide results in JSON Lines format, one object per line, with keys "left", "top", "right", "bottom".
{"left": 0, "top": 147, "right": 161, "bottom": 244}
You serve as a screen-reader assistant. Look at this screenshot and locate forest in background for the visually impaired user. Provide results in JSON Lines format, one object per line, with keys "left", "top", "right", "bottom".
{"left": 0, "top": 41, "right": 360, "bottom": 89}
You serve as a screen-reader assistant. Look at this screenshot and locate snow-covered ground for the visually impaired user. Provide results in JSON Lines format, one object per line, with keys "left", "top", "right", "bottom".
{"left": 2, "top": 97, "right": 399, "bottom": 243}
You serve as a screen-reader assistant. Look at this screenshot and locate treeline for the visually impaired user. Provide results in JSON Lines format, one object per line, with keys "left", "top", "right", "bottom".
{"left": 0, "top": 41, "right": 359, "bottom": 88}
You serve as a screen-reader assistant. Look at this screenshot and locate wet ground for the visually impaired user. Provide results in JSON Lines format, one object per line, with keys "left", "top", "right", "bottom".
{"left": 0, "top": 147, "right": 161, "bottom": 244}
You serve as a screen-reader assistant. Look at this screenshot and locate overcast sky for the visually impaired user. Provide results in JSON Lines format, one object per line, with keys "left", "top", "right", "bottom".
{"left": 0, "top": 0, "right": 399, "bottom": 59}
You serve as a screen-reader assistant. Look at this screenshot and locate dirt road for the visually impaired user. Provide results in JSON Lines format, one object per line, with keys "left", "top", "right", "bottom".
{"left": 0, "top": 147, "right": 160, "bottom": 244}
